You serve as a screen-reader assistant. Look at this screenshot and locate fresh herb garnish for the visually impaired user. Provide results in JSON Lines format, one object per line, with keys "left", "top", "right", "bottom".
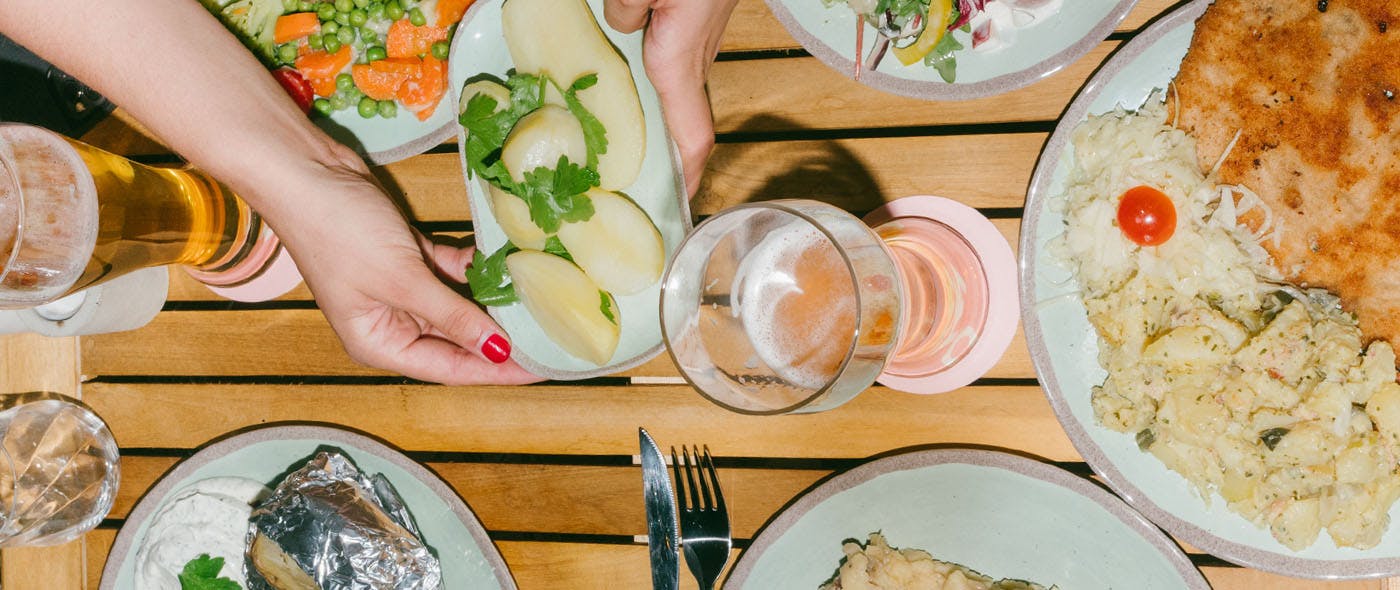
{"left": 556, "top": 74, "right": 608, "bottom": 170}
{"left": 458, "top": 72, "right": 546, "bottom": 191}
{"left": 599, "top": 291, "right": 617, "bottom": 324}
{"left": 515, "top": 156, "right": 599, "bottom": 233}
{"left": 466, "top": 243, "right": 519, "bottom": 306}
{"left": 543, "top": 236, "right": 574, "bottom": 262}
{"left": 923, "top": 13, "right": 964, "bottom": 84}
{"left": 178, "top": 554, "right": 240, "bottom": 590}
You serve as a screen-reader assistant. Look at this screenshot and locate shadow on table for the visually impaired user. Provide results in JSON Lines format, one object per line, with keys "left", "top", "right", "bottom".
{"left": 696, "top": 114, "right": 886, "bottom": 218}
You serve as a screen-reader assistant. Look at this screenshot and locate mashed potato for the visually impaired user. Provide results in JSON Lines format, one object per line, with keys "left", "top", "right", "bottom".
{"left": 819, "top": 533, "right": 1051, "bottom": 590}
{"left": 1051, "top": 97, "right": 1400, "bottom": 550}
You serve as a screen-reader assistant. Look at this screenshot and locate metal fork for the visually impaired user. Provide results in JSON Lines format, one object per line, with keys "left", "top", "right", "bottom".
{"left": 671, "top": 445, "right": 732, "bottom": 590}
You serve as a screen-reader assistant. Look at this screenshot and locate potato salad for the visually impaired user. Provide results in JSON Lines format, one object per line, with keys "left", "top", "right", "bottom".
{"left": 1052, "top": 98, "right": 1400, "bottom": 550}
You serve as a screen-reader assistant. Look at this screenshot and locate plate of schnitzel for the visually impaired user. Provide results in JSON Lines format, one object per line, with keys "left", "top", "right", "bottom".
{"left": 1022, "top": 0, "right": 1400, "bottom": 579}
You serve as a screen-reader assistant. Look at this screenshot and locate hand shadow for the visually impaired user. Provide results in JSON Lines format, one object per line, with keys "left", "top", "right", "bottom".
{"left": 694, "top": 114, "right": 887, "bottom": 218}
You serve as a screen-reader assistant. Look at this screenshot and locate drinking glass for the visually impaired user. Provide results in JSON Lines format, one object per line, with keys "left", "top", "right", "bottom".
{"left": 661, "top": 199, "right": 994, "bottom": 414}
{"left": 0, "top": 123, "right": 278, "bottom": 309}
{"left": 0, "top": 392, "right": 120, "bottom": 547}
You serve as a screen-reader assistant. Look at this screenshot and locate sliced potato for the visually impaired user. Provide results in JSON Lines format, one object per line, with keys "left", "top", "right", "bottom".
{"left": 459, "top": 79, "right": 510, "bottom": 115}
{"left": 488, "top": 184, "right": 549, "bottom": 250}
{"left": 502, "top": 0, "right": 645, "bottom": 190}
{"left": 557, "top": 189, "right": 663, "bottom": 295}
{"left": 507, "top": 250, "right": 620, "bottom": 365}
{"left": 500, "top": 104, "right": 588, "bottom": 184}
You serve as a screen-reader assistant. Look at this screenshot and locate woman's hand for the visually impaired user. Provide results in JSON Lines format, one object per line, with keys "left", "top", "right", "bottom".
{"left": 604, "top": 0, "right": 740, "bottom": 197}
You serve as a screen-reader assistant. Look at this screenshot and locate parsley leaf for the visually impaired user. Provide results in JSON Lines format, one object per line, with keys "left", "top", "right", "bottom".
{"left": 599, "top": 291, "right": 617, "bottom": 325}
{"left": 556, "top": 74, "right": 608, "bottom": 170}
{"left": 514, "top": 156, "right": 599, "bottom": 233}
{"left": 467, "top": 243, "right": 520, "bottom": 306}
{"left": 543, "top": 236, "right": 574, "bottom": 262}
{"left": 457, "top": 72, "right": 546, "bottom": 191}
{"left": 178, "top": 554, "right": 240, "bottom": 590}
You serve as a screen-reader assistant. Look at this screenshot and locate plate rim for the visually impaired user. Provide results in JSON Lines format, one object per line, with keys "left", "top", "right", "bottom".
{"left": 1018, "top": 0, "right": 1400, "bottom": 578}
{"left": 723, "top": 447, "right": 1209, "bottom": 589}
{"left": 97, "top": 423, "right": 517, "bottom": 590}
{"left": 446, "top": 0, "right": 693, "bottom": 380}
{"left": 763, "top": 0, "right": 1141, "bottom": 100}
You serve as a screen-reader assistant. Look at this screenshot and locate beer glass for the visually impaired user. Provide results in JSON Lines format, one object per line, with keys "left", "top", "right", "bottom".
{"left": 660, "top": 199, "right": 1001, "bottom": 414}
{"left": 0, "top": 123, "right": 274, "bottom": 309}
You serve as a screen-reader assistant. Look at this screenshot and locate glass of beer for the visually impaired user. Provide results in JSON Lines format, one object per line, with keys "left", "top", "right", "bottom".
{"left": 0, "top": 123, "right": 274, "bottom": 309}
{"left": 660, "top": 199, "right": 995, "bottom": 414}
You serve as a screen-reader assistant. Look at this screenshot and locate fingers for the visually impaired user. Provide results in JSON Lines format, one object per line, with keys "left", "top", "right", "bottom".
{"left": 649, "top": 64, "right": 715, "bottom": 198}
{"left": 391, "top": 335, "right": 540, "bottom": 385}
{"left": 604, "top": 0, "right": 653, "bottom": 33}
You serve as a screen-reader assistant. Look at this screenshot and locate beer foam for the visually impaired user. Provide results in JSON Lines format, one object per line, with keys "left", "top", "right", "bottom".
{"left": 0, "top": 124, "right": 98, "bottom": 305}
{"left": 735, "top": 222, "right": 856, "bottom": 390}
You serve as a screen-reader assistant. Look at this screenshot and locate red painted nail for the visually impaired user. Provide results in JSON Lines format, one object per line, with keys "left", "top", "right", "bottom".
{"left": 481, "top": 334, "right": 511, "bottom": 364}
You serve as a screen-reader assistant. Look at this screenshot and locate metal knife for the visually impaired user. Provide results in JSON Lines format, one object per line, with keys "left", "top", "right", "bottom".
{"left": 640, "top": 427, "right": 680, "bottom": 590}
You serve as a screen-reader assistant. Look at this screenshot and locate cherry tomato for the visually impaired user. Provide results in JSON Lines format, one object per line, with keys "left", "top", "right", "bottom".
{"left": 1116, "top": 185, "right": 1176, "bottom": 246}
{"left": 271, "top": 67, "right": 315, "bottom": 115}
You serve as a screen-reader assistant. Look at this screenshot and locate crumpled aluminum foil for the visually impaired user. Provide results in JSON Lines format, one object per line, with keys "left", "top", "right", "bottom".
{"left": 243, "top": 451, "right": 443, "bottom": 590}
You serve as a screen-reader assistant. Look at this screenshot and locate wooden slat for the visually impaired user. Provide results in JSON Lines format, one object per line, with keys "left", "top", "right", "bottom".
{"left": 82, "top": 383, "right": 1077, "bottom": 461}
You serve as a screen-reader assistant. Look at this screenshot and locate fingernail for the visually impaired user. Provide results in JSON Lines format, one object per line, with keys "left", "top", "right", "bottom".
{"left": 481, "top": 334, "right": 511, "bottom": 364}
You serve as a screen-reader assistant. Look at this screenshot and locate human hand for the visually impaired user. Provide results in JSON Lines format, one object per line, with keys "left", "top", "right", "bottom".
{"left": 269, "top": 160, "right": 539, "bottom": 386}
{"left": 604, "top": 0, "right": 740, "bottom": 197}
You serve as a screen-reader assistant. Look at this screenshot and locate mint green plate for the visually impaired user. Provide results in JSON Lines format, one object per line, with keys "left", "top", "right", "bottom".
{"left": 314, "top": 78, "right": 456, "bottom": 165}
{"left": 447, "top": 0, "right": 690, "bottom": 380}
{"left": 1023, "top": 0, "right": 1400, "bottom": 578}
{"left": 768, "top": 0, "right": 1138, "bottom": 100}
{"left": 98, "top": 425, "right": 515, "bottom": 589}
{"left": 726, "top": 449, "right": 1208, "bottom": 589}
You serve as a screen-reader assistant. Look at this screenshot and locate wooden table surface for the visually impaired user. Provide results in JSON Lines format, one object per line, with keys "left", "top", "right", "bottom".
{"left": 2, "top": 0, "right": 1393, "bottom": 588}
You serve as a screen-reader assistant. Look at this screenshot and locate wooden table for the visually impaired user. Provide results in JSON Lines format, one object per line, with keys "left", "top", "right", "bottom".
{"left": 1, "top": 0, "right": 1392, "bottom": 587}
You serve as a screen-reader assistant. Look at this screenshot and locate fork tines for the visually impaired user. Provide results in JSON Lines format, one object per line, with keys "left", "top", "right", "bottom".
{"left": 670, "top": 445, "right": 725, "bottom": 512}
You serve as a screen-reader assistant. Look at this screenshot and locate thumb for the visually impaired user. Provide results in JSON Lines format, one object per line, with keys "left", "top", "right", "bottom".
{"left": 648, "top": 63, "right": 715, "bottom": 198}
{"left": 604, "top": 0, "right": 653, "bottom": 33}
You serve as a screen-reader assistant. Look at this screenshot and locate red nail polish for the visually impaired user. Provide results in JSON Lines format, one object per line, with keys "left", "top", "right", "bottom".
{"left": 482, "top": 334, "right": 511, "bottom": 363}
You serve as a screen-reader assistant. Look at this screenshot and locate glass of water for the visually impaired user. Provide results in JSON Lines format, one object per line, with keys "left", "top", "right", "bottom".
{"left": 0, "top": 392, "right": 120, "bottom": 547}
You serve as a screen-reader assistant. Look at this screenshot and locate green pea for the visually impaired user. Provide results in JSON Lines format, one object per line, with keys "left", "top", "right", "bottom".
{"left": 353, "top": 0, "right": 370, "bottom": 7}
{"left": 336, "top": 25, "right": 355, "bottom": 45}
{"left": 429, "top": 40, "right": 449, "bottom": 60}
{"left": 409, "top": 6, "right": 425, "bottom": 26}
{"left": 356, "top": 96, "right": 378, "bottom": 118}
{"left": 368, "top": 2, "right": 385, "bottom": 18}
{"left": 321, "top": 20, "right": 339, "bottom": 35}
{"left": 385, "top": 0, "right": 404, "bottom": 20}
{"left": 323, "top": 35, "right": 342, "bottom": 53}
{"left": 283, "top": 0, "right": 300, "bottom": 12}
{"left": 343, "top": 85, "right": 364, "bottom": 102}
{"left": 349, "top": 8, "right": 367, "bottom": 26}
{"left": 377, "top": 100, "right": 397, "bottom": 118}
{"left": 365, "top": 46, "right": 387, "bottom": 62}
{"left": 334, "top": 0, "right": 353, "bottom": 12}
{"left": 329, "top": 94, "right": 348, "bottom": 111}
{"left": 335, "top": 73, "right": 354, "bottom": 91}
{"left": 298, "top": 0, "right": 315, "bottom": 11}
{"left": 334, "top": 11, "right": 350, "bottom": 25}
{"left": 359, "top": 29, "right": 378, "bottom": 45}
{"left": 316, "top": 2, "right": 336, "bottom": 20}
{"left": 313, "top": 98, "right": 333, "bottom": 116}
{"left": 307, "top": 33, "right": 324, "bottom": 50}
{"left": 277, "top": 43, "right": 299, "bottom": 64}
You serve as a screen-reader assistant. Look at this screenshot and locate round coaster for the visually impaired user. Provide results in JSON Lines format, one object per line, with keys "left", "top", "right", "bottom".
{"left": 184, "top": 231, "right": 304, "bottom": 303}
{"left": 864, "top": 195, "right": 1019, "bottom": 394}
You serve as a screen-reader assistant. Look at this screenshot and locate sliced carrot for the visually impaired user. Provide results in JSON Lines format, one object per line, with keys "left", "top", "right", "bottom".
{"left": 295, "top": 45, "right": 353, "bottom": 82}
{"left": 436, "top": 0, "right": 475, "bottom": 26}
{"left": 274, "top": 13, "right": 321, "bottom": 44}
{"left": 398, "top": 54, "right": 447, "bottom": 120}
{"left": 386, "top": 18, "right": 449, "bottom": 58}
{"left": 352, "top": 63, "right": 409, "bottom": 101}
{"left": 370, "top": 57, "right": 421, "bottom": 78}
{"left": 307, "top": 75, "right": 337, "bottom": 97}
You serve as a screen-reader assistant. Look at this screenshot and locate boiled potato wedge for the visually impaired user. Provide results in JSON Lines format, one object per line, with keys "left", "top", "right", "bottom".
{"left": 488, "top": 184, "right": 549, "bottom": 250}
{"left": 502, "top": 0, "right": 645, "bottom": 191}
{"left": 459, "top": 79, "right": 510, "bottom": 114}
{"left": 507, "top": 250, "right": 620, "bottom": 365}
{"left": 557, "top": 189, "right": 663, "bottom": 295}
{"left": 500, "top": 105, "right": 588, "bottom": 184}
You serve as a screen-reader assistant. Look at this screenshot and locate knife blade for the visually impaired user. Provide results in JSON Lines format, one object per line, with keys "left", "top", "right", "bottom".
{"left": 640, "top": 427, "right": 679, "bottom": 590}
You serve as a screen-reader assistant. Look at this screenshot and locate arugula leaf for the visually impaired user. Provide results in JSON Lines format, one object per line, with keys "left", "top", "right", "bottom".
{"left": 466, "top": 243, "right": 520, "bottom": 306}
{"left": 599, "top": 291, "right": 617, "bottom": 325}
{"left": 457, "top": 72, "right": 547, "bottom": 191}
{"left": 515, "top": 156, "right": 600, "bottom": 233}
{"left": 557, "top": 74, "right": 608, "bottom": 170}
{"left": 543, "top": 236, "right": 574, "bottom": 262}
{"left": 178, "top": 554, "right": 240, "bottom": 590}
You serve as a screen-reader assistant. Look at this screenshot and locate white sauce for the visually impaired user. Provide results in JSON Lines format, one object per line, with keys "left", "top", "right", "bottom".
{"left": 135, "top": 477, "right": 269, "bottom": 590}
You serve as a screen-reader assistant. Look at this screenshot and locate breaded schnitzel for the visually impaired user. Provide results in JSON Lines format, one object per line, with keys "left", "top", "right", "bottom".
{"left": 1173, "top": 0, "right": 1400, "bottom": 348}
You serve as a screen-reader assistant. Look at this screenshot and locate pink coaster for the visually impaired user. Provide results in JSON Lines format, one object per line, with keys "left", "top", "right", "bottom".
{"left": 864, "top": 196, "right": 1019, "bottom": 394}
{"left": 184, "top": 230, "right": 304, "bottom": 303}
